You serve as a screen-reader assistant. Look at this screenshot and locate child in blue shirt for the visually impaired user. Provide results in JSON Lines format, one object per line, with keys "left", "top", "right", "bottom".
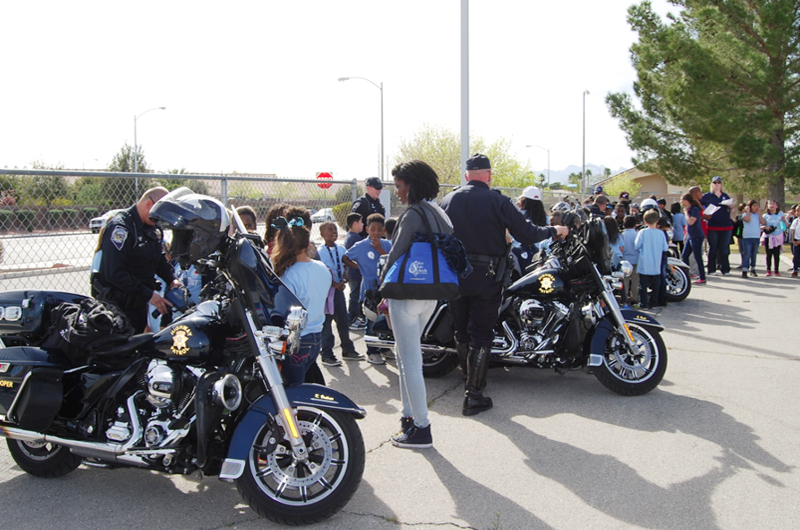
{"left": 634, "top": 210, "right": 669, "bottom": 309}
{"left": 344, "top": 213, "right": 366, "bottom": 328}
{"left": 273, "top": 207, "right": 332, "bottom": 386}
{"left": 621, "top": 215, "right": 640, "bottom": 305}
{"left": 343, "top": 213, "right": 392, "bottom": 365}
{"left": 316, "top": 221, "right": 362, "bottom": 365}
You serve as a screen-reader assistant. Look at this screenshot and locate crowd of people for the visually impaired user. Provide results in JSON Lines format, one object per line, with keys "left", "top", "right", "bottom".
{"left": 91, "top": 164, "right": 796, "bottom": 451}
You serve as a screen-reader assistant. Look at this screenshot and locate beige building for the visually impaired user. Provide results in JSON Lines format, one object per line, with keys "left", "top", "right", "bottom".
{"left": 598, "top": 167, "right": 687, "bottom": 200}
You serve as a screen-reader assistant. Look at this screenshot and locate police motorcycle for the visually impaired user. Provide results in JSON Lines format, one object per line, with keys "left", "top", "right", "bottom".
{"left": 366, "top": 204, "right": 668, "bottom": 396}
{"left": 0, "top": 189, "right": 365, "bottom": 525}
{"left": 637, "top": 198, "right": 692, "bottom": 303}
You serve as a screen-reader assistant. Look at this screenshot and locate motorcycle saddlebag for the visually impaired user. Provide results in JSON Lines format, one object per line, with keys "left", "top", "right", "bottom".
{"left": 0, "top": 347, "right": 64, "bottom": 432}
{"left": 423, "top": 303, "right": 454, "bottom": 345}
{"left": 0, "top": 290, "right": 89, "bottom": 340}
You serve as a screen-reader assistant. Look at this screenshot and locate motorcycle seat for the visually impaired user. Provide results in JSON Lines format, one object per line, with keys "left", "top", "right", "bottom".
{"left": 92, "top": 333, "right": 154, "bottom": 357}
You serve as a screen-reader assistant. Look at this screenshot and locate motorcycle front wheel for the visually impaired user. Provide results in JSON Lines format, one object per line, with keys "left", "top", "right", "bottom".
{"left": 237, "top": 406, "right": 365, "bottom": 525}
{"left": 594, "top": 323, "right": 667, "bottom": 396}
{"left": 665, "top": 264, "right": 691, "bottom": 302}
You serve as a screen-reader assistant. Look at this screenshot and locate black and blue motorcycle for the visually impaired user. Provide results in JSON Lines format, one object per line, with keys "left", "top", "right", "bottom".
{"left": 0, "top": 189, "right": 365, "bottom": 525}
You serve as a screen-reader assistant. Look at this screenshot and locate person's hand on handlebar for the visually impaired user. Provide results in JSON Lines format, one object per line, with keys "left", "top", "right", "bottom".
{"left": 554, "top": 225, "right": 570, "bottom": 240}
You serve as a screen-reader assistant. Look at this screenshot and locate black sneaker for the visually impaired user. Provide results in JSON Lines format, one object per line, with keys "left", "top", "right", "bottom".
{"left": 391, "top": 424, "right": 432, "bottom": 449}
{"left": 342, "top": 351, "right": 365, "bottom": 361}
{"left": 750, "top": 270, "right": 758, "bottom": 277}
{"left": 321, "top": 357, "right": 342, "bottom": 367}
{"left": 742, "top": 271, "right": 748, "bottom": 278}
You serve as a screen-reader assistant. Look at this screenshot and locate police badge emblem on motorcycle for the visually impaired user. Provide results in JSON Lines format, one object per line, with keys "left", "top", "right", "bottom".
{"left": 539, "top": 273, "right": 555, "bottom": 294}
{"left": 170, "top": 324, "right": 192, "bottom": 355}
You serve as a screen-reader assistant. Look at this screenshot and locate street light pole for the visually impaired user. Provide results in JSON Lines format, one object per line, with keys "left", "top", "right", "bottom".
{"left": 582, "top": 90, "right": 589, "bottom": 196}
{"left": 338, "top": 77, "right": 384, "bottom": 181}
{"left": 133, "top": 106, "right": 166, "bottom": 196}
{"left": 525, "top": 144, "right": 550, "bottom": 187}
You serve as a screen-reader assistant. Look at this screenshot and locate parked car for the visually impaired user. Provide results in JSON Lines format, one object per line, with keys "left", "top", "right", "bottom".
{"left": 89, "top": 209, "right": 124, "bottom": 233}
{"left": 310, "top": 208, "right": 335, "bottom": 223}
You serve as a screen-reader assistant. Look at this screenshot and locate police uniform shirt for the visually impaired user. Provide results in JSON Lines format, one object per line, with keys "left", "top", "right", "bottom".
{"left": 97, "top": 205, "right": 176, "bottom": 308}
{"left": 440, "top": 181, "right": 557, "bottom": 257}
{"left": 350, "top": 194, "right": 385, "bottom": 238}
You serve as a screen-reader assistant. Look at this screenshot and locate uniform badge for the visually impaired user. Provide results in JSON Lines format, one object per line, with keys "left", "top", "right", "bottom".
{"left": 170, "top": 325, "right": 193, "bottom": 356}
{"left": 111, "top": 226, "right": 128, "bottom": 251}
{"left": 367, "top": 251, "right": 375, "bottom": 260}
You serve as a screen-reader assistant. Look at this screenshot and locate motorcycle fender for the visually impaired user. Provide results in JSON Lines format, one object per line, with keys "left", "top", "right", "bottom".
{"left": 219, "top": 384, "right": 366, "bottom": 481}
{"left": 666, "top": 257, "right": 688, "bottom": 270}
{"left": 587, "top": 311, "right": 663, "bottom": 367}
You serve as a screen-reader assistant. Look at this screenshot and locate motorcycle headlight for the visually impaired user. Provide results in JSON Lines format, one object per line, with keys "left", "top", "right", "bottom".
{"left": 285, "top": 306, "right": 308, "bottom": 332}
{"left": 620, "top": 260, "right": 634, "bottom": 277}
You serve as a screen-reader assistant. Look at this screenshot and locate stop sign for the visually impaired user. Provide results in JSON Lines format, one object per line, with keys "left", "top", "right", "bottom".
{"left": 316, "top": 172, "right": 333, "bottom": 189}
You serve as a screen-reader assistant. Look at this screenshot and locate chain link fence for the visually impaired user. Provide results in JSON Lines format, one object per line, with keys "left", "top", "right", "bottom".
{"left": 0, "top": 168, "right": 577, "bottom": 296}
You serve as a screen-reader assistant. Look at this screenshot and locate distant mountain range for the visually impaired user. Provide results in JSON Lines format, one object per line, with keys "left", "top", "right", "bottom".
{"left": 530, "top": 164, "right": 629, "bottom": 185}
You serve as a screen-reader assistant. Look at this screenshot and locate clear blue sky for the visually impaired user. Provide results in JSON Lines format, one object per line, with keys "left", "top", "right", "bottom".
{"left": 0, "top": 0, "right": 673, "bottom": 179}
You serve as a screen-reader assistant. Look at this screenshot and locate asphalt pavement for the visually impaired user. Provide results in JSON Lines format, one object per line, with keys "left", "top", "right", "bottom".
{"left": 1, "top": 252, "right": 798, "bottom": 529}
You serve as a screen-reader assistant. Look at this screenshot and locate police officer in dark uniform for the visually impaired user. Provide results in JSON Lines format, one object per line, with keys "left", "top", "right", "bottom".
{"left": 93, "top": 187, "right": 180, "bottom": 333}
{"left": 351, "top": 177, "right": 386, "bottom": 238}
{"left": 441, "top": 154, "right": 569, "bottom": 416}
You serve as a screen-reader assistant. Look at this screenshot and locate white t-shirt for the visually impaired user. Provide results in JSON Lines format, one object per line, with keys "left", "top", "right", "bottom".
{"left": 791, "top": 218, "right": 800, "bottom": 242}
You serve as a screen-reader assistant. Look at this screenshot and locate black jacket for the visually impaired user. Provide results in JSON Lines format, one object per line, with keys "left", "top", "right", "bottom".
{"left": 94, "top": 205, "right": 175, "bottom": 308}
{"left": 440, "top": 181, "right": 557, "bottom": 257}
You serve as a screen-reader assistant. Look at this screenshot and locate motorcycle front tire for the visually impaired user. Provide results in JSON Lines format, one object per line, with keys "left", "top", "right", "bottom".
{"left": 237, "top": 406, "right": 365, "bottom": 525}
{"left": 665, "top": 264, "right": 691, "bottom": 302}
{"left": 594, "top": 323, "right": 667, "bottom": 396}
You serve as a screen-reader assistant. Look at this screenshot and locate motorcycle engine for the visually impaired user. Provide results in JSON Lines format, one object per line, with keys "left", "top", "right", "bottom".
{"left": 517, "top": 299, "right": 570, "bottom": 352}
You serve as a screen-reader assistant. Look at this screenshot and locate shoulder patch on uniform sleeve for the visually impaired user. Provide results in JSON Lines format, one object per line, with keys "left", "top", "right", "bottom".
{"left": 350, "top": 200, "right": 362, "bottom": 212}
{"left": 111, "top": 225, "right": 128, "bottom": 251}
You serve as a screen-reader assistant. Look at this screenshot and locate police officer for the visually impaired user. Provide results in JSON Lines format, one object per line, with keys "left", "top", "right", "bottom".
{"left": 441, "top": 154, "right": 569, "bottom": 416}
{"left": 93, "top": 187, "right": 181, "bottom": 333}
{"left": 351, "top": 177, "right": 386, "bottom": 238}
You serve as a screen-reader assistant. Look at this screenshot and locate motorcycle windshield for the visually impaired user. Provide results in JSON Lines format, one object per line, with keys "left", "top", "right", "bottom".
{"left": 226, "top": 238, "right": 303, "bottom": 328}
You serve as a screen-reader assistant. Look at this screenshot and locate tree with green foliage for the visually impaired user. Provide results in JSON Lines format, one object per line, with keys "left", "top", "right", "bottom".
{"left": 607, "top": 0, "right": 800, "bottom": 207}
{"left": 601, "top": 172, "right": 642, "bottom": 199}
{"left": 21, "top": 161, "right": 69, "bottom": 206}
{"left": 106, "top": 143, "right": 153, "bottom": 206}
{"left": 393, "top": 124, "right": 530, "bottom": 187}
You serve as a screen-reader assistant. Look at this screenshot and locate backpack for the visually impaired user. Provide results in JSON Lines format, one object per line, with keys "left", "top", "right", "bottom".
{"left": 40, "top": 299, "right": 135, "bottom": 365}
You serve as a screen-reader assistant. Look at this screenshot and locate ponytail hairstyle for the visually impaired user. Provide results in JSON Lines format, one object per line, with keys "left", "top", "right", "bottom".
{"left": 682, "top": 193, "right": 701, "bottom": 210}
{"left": 271, "top": 206, "right": 312, "bottom": 277}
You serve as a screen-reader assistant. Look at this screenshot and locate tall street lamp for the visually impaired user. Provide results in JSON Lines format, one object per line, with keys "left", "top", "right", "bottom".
{"left": 582, "top": 90, "right": 589, "bottom": 196}
{"left": 525, "top": 144, "right": 550, "bottom": 187}
{"left": 338, "top": 77, "right": 384, "bottom": 181}
{"left": 134, "top": 106, "right": 166, "bottom": 196}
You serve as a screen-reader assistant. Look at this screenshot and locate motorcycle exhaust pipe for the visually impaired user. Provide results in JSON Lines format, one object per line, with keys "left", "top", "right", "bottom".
{"left": 364, "top": 335, "right": 458, "bottom": 354}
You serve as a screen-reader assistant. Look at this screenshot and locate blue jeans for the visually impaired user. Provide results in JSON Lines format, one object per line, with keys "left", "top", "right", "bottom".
{"left": 741, "top": 238, "right": 759, "bottom": 272}
{"left": 321, "top": 289, "right": 355, "bottom": 359}
{"left": 388, "top": 299, "right": 436, "bottom": 428}
{"left": 706, "top": 229, "right": 732, "bottom": 274}
{"left": 682, "top": 236, "right": 706, "bottom": 281}
{"left": 282, "top": 332, "right": 321, "bottom": 386}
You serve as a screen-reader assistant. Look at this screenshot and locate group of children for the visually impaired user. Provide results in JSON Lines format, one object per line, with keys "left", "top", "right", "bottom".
{"left": 604, "top": 209, "right": 670, "bottom": 310}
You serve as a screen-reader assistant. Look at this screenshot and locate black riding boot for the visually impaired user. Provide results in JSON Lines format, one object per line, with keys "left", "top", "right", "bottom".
{"left": 456, "top": 342, "right": 469, "bottom": 381}
{"left": 463, "top": 346, "right": 493, "bottom": 416}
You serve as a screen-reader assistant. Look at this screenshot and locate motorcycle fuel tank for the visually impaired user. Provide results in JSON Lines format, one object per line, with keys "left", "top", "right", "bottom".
{"left": 507, "top": 267, "right": 566, "bottom": 299}
{"left": 153, "top": 306, "right": 219, "bottom": 361}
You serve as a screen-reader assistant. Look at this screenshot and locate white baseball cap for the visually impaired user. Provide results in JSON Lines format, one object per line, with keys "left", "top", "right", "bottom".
{"left": 522, "top": 186, "right": 542, "bottom": 201}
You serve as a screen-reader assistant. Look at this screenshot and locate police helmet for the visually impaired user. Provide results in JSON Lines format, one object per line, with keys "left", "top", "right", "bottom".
{"left": 639, "top": 198, "right": 659, "bottom": 212}
{"left": 149, "top": 187, "right": 231, "bottom": 267}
